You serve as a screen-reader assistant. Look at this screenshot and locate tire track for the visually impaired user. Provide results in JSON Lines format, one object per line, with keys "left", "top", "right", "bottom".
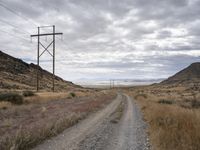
{"left": 33, "top": 93, "right": 150, "bottom": 150}
{"left": 105, "top": 94, "right": 150, "bottom": 150}
{"left": 32, "top": 93, "right": 122, "bottom": 150}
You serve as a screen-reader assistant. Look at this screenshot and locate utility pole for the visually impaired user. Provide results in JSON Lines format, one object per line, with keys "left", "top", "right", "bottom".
{"left": 37, "top": 27, "right": 40, "bottom": 92}
{"left": 31, "top": 25, "right": 63, "bottom": 92}
{"left": 53, "top": 25, "right": 55, "bottom": 92}
{"left": 110, "top": 79, "right": 115, "bottom": 89}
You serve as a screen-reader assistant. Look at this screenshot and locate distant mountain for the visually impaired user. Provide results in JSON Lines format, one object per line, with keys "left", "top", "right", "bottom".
{"left": 161, "top": 62, "right": 200, "bottom": 85}
{"left": 0, "top": 51, "right": 81, "bottom": 91}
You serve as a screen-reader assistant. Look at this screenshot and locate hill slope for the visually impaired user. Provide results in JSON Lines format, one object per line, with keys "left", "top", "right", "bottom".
{"left": 0, "top": 50, "right": 80, "bottom": 91}
{"left": 161, "top": 62, "right": 200, "bottom": 85}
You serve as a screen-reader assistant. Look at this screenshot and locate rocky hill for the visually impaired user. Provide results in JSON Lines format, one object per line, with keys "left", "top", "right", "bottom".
{"left": 0, "top": 50, "right": 81, "bottom": 91}
{"left": 161, "top": 62, "right": 200, "bottom": 85}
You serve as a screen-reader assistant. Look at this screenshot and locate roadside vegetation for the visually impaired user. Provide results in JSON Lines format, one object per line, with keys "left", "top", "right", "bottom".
{"left": 23, "top": 90, "right": 35, "bottom": 97}
{"left": 0, "top": 93, "right": 23, "bottom": 104}
{"left": 127, "top": 85, "right": 200, "bottom": 150}
{"left": 0, "top": 90, "right": 116, "bottom": 150}
{"left": 69, "top": 92, "right": 76, "bottom": 98}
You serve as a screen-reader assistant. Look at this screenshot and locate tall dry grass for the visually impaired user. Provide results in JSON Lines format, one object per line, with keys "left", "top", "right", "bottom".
{"left": 0, "top": 113, "right": 84, "bottom": 150}
{"left": 0, "top": 91, "right": 116, "bottom": 150}
{"left": 144, "top": 101, "right": 200, "bottom": 150}
{"left": 128, "top": 88, "right": 200, "bottom": 150}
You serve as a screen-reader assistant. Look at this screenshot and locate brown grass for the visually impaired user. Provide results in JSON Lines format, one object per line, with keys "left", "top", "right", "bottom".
{"left": 127, "top": 85, "right": 200, "bottom": 150}
{"left": 0, "top": 101, "right": 12, "bottom": 109}
{"left": 0, "top": 91, "right": 116, "bottom": 150}
{"left": 24, "top": 90, "right": 95, "bottom": 103}
{"left": 0, "top": 113, "right": 84, "bottom": 150}
{"left": 0, "top": 90, "right": 93, "bottom": 109}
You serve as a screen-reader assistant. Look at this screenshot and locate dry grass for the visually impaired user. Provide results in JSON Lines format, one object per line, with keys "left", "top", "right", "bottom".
{"left": 0, "top": 90, "right": 94, "bottom": 109}
{"left": 24, "top": 90, "right": 94, "bottom": 103}
{"left": 0, "top": 91, "right": 116, "bottom": 150}
{"left": 0, "top": 101, "right": 12, "bottom": 109}
{"left": 0, "top": 113, "right": 84, "bottom": 150}
{"left": 126, "top": 85, "right": 200, "bottom": 150}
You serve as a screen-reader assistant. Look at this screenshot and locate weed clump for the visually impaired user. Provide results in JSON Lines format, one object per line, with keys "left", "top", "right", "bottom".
{"left": 0, "top": 93, "right": 23, "bottom": 104}
{"left": 70, "top": 92, "right": 76, "bottom": 97}
{"left": 191, "top": 99, "right": 200, "bottom": 108}
{"left": 23, "top": 91, "right": 35, "bottom": 97}
{"left": 158, "top": 99, "right": 174, "bottom": 105}
{"left": 134, "top": 93, "right": 147, "bottom": 99}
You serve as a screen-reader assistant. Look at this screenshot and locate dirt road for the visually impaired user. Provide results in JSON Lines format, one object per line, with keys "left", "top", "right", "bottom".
{"left": 33, "top": 93, "right": 149, "bottom": 150}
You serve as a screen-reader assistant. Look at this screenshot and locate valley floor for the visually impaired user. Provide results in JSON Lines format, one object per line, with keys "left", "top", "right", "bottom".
{"left": 1, "top": 84, "right": 199, "bottom": 150}
{"left": 33, "top": 93, "right": 149, "bottom": 150}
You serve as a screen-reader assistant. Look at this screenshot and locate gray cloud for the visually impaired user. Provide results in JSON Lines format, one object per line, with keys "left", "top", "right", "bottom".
{"left": 0, "top": 0, "right": 200, "bottom": 81}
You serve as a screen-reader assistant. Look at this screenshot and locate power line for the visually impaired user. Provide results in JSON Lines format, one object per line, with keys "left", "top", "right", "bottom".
{"left": 0, "top": 1, "right": 39, "bottom": 27}
{"left": 0, "top": 28, "right": 30, "bottom": 42}
{"left": 0, "top": 18, "right": 31, "bottom": 35}
{"left": 0, "top": 0, "right": 70, "bottom": 49}
{"left": 0, "top": 0, "right": 40, "bottom": 40}
{"left": 0, "top": 0, "right": 70, "bottom": 56}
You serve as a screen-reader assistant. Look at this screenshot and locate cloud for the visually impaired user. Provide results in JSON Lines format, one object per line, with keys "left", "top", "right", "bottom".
{"left": 0, "top": 0, "right": 200, "bottom": 81}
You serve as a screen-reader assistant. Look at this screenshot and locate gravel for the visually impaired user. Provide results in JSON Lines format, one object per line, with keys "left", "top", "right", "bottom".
{"left": 32, "top": 93, "right": 122, "bottom": 150}
{"left": 79, "top": 94, "right": 150, "bottom": 150}
{"left": 32, "top": 93, "right": 150, "bottom": 150}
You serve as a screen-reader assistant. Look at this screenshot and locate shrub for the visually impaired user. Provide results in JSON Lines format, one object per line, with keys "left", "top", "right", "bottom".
{"left": 0, "top": 93, "right": 23, "bottom": 104}
{"left": 70, "top": 92, "right": 76, "bottom": 97}
{"left": 134, "top": 93, "right": 147, "bottom": 99}
{"left": 23, "top": 91, "right": 35, "bottom": 97}
{"left": 158, "top": 99, "right": 173, "bottom": 105}
{"left": 191, "top": 100, "right": 200, "bottom": 108}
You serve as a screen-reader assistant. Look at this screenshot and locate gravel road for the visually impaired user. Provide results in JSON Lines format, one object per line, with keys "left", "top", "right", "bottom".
{"left": 104, "top": 94, "right": 150, "bottom": 150}
{"left": 32, "top": 93, "right": 149, "bottom": 150}
{"left": 32, "top": 93, "right": 122, "bottom": 150}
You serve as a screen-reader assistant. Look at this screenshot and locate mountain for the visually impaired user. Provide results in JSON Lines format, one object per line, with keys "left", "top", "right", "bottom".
{"left": 161, "top": 62, "right": 200, "bottom": 85}
{"left": 0, "top": 50, "right": 81, "bottom": 91}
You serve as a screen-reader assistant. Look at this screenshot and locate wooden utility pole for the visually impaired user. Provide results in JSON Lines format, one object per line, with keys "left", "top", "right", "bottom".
{"left": 37, "top": 27, "right": 40, "bottom": 92}
{"left": 31, "top": 25, "right": 63, "bottom": 92}
{"left": 110, "top": 79, "right": 115, "bottom": 89}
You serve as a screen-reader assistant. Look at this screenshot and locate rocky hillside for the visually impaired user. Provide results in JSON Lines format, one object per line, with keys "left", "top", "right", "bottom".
{"left": 0, "top": 51, "right": 81, "bottom": 91}
{"left": 161, "top": 62, "right": 200, "bottom": 85}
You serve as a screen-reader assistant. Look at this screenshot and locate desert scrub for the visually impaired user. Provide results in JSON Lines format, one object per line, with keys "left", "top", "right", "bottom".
{"left": 0, "top": 91, "right": 116, "bottom": 150}
{"left": 134, "top": 93, "right": 147, "bottom": 99}
{"left": 191, "top": 99, "right": 200, "bottom": 109}
{"left": 0, "top": 93, "right": 23, "bottom": 104}
{"left": 132, "top": 93, "right": 200, "bottom": 150}
{"left": 158, "top": 99, "right": 174, "bottom": 105}
{"left": 0, "top": 113, "right": 85, "bottom": 150}
{"left": 23, "top": 91, "right": 35, "bottom": 97}
{"left": 69, "top": 92, "right": 76, "bottom": 97}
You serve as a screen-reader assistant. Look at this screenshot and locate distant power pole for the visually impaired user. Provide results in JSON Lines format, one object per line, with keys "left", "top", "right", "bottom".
{"left": 31, "top": 25, "right": 63, "bottom": 92}
{"left": 110, "top": 79, "right": 115, "bottom": 89}
{"left": 110, "top": 79, "right": 111, "bottom": 89}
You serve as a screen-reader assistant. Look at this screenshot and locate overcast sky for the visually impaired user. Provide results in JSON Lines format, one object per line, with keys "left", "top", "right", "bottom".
{"left": 0, "top": 0, "right": 200, "bottom": 81}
